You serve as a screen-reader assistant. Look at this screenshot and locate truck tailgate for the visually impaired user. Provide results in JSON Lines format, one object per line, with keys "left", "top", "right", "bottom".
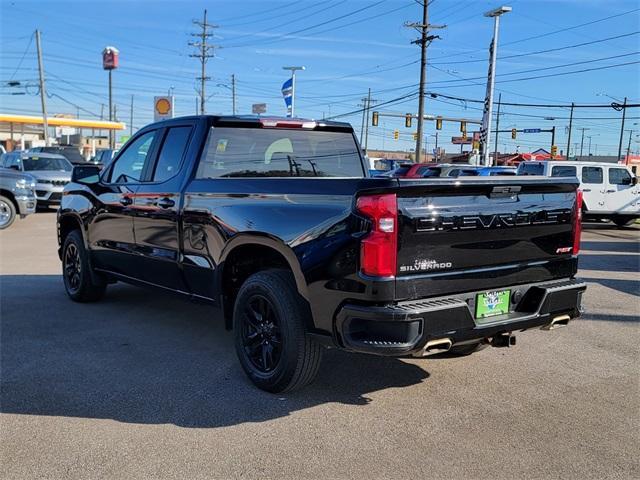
{"left": 393, "top": 177, "right": 579, "bottom": 301}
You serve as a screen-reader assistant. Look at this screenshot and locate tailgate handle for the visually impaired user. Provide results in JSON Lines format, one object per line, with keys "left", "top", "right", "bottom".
{"left": 490, "top": 185, "right": 521, "bottom": 198}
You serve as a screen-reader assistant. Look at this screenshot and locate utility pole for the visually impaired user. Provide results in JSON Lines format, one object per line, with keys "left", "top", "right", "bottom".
{"left": 578, "top": 127, "right": 589, "bottom": 157}
{"left": 493, "top": 93, "right": 501, "bottom": 165}
{"left": 35, "top": 30, "right": 50, "bottom": 146}
{"left": 360, "top": 95, "right": 367, "bottom": 144}
{"left": 364, "top": 88, "right": 377, "bottom": 152}
{"left": 129, "top": 95, "right": 134, "bottom": 136}
{"left": 190, "top": 9, "right": 217, "bottom": 115}
{"left": 566, "top": 102, "right": 574, "bottom": 160}
{"left": 616, "top": 97, "right": 627, "bottom": 162}
{"left": 231, "top": 74, "right": 237, "bottom": 115}
{"left": 626, "top": 129, "right": 634, "bottom": 162}
{"left": 551, "top": 126, "right": 556, "bottom": 154}
{"left": 405, "top": 1, "right": 444, "bottom": 163}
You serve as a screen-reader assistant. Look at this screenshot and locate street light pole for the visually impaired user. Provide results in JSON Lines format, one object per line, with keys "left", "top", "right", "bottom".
{"left": 282, "top": 66, "right": 305, "bottom": 117}
{"left": 482, "top": 6, "right": 511, "bottom": 166}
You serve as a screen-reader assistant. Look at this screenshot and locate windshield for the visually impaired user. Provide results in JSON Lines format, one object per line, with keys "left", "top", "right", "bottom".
{"left": 197, "top": 127, "right": 363, "bottom": 178}
{"left": 40, "top": 147, "right": 85, "bottom": 164}
{"left": 517, "top": 162, "right": 544, "bottom": 175}
{"left": 22, "top": 156, "right": 72, "bottom": 172}
{"left": 421, "top": 167, "right": 441, "bottom": 177}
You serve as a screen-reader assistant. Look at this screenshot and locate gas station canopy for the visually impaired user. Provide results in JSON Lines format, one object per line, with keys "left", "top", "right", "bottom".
{"left": 0, "top": 114, "right": 126, "bottom": 130}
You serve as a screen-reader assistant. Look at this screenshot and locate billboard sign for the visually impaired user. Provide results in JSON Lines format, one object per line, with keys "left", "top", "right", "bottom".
{"left": 252, "top": 103, "right": 267, "bottom": 114}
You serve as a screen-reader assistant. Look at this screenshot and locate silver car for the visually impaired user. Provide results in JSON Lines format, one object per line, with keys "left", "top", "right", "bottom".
{"left": 1, "top": 152, "right": 72, "bottom": 206}
{"left": 0, "top": 166, "right": 37, "bottom": 229}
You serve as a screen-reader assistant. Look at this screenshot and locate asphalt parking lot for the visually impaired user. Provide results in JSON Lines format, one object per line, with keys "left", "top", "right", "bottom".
{"left": 1, "top": 212, "right": 638, "bottom": 480}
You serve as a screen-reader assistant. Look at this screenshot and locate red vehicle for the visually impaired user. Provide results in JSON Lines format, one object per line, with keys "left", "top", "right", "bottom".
{"left": 382, "top": 163, "right": 437, "bottom": 178}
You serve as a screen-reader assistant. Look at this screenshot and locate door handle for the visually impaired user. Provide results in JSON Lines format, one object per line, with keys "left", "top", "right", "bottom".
{"left": 119, "top": 196, "right": 133, "bottom": 206}
{"left": 606, "top": 189, "right": 615, "bottom": 193}
{"left": 156, "top": 197, "right": 175, "bottom": 209}
{"left": 582, "top": 188, "right": 591, "bottom": 192}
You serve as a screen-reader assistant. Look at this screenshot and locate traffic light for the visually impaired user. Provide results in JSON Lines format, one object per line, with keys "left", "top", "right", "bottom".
{"left": 551, "top": 145, "right": 558, "bottom": 157}
{"left": 436, "top": 118, "right": 442, "bottom": 130}
{"left": 511, "top": 128, "right": 517, "bottom": 140}
{"left": 460, "top": 121, "right": 467, "bottom": 134}
{"left": 405, "top": 113, "right": 412, "bottom": 128}
{"left": 372, "top": 111, "right": 379, "bottom": 126}
{"left": 393, "top": 130, "right": 399, "bottom": 140}
{"left": 413, "top": 132, "right": 418, "bottom": 141}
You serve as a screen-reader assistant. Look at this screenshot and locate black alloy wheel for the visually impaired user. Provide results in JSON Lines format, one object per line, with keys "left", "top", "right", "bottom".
{"left": 233, "top": 269, "right": 323, "bottom": 393}
{"left": 61, "top": 230, "right": 106, "bottom": 302}
{"left": 64, "top": 242, "right": 82, "bottom": 294}
{"left": 241, "top": 294, "right": 283, "bottom": 373}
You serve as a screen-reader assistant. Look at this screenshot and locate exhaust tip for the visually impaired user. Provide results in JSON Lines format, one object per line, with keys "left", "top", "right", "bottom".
{"left": 542, "top": 314, "right": 571, "bottom": 331}
{"left": 423, "top": 338, "right": 452, "bottom": 355}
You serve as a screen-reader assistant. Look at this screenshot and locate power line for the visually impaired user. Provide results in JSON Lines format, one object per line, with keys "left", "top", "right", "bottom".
{"left": 225, "top": 0, "right": 387, "bottom": 48}
{"left": 431, "top": 31, "right": 640, "bottom": 65}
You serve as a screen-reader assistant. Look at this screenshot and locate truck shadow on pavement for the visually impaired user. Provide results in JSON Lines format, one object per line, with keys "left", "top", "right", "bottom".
{"left": 0, "top": 275, "right": 429, "bottom": 429}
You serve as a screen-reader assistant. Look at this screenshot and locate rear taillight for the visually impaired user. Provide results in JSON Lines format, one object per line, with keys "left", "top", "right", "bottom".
{"left": 356, "top": 194, "right": 397, "bottom": 277}
{"left": 573, "top": 189, "right": 583, "bottom": 254}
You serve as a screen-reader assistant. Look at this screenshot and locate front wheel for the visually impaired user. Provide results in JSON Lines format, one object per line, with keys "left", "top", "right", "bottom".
{"left": 233, "top": 269, "right": 323, "bottom": 393}
{"left": 0, "top": 195, "right": 17, "bottom": 230}
{"left": 62, "top": 230, "right": 106, "bottom": 302}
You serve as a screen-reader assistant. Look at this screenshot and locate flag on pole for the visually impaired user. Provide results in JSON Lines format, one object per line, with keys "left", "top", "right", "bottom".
{"left": 281, "top": 77, "right": 293, "bottom": 117}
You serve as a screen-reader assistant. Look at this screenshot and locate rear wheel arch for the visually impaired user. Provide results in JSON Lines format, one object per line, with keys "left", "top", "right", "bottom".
{"left": 58, "top": 214, "right": 86, "bottom": 255}
{"left": 219, "top": 236, "right": 311, "bottom": 329}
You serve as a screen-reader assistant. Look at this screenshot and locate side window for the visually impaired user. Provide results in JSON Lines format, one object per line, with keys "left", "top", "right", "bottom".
{"left": 551, "top": 166, "right": 576, "bottom": 177}
{"left": 108, "top": 131, "right": 156, "bottom": 183}
{"left": 582, "top": 166, "right": 603, "bottom": 184}
{"left": 448, "top": 169, "right": 460, "bottom": 177}
{"left": 152, "top": 126, "right": 192, "bottom": 182}
{"left": 609, "top": 168, "right": 632, "bottom": 186}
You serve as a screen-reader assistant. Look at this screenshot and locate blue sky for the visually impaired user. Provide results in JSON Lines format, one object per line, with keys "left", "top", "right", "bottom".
{"left": 1, "top": 0, "right": 639, "bottom": 155}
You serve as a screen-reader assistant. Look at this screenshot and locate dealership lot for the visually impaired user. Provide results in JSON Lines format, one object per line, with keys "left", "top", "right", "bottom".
{"left": 1, "top": 213, "right": 638, "bottom": 479}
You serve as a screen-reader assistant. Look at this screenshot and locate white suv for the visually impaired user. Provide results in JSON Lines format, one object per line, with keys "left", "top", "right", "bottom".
{"left": 518, "top": 161, "right": 639, "bottom": 227}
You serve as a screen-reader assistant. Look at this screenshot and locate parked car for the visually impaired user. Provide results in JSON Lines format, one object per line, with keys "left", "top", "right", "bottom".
{"left": 29, "top": 145, "right": 90, "bottom": 165}
{"left": 518, "top": 160, "right": 639, "bottom": 227}
{"left": 0, "top": 166, "right": 37, "bottom": 229}
{"left": 380, "top": 163, "right": 438, "bottom": 178}
{"left": 1, "top": 152, "right": 72, "bottom": 206}
{"left": 58, "top": 115, "right": 586, "bottom": 392}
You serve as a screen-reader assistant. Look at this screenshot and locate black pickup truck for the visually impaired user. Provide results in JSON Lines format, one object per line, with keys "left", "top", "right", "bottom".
{"left": 58, "top": 115, "right": 586, "bottom": 392}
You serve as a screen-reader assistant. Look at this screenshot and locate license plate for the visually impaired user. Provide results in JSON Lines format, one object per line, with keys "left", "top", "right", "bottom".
{"left": 475, "top": 289, "right": 511, "bottom": 320}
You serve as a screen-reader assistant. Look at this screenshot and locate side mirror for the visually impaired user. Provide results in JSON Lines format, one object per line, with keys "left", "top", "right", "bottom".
{"left": 72, "top": 165, "right": 101, "bottom": 185}
{"left": 632, "top": 176, "right": 638, "bottom": 186}
{"left": 8, "top": 165, "right": 20, "bottom": 171}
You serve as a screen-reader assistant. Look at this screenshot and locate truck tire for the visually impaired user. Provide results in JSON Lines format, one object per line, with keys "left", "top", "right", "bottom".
{"left": 233, "top": 269, "right": 323, "bottom": 393}
{"left": 62, "top": 230, "right": 106, "bottom": 302}
{"left": 612, "top": 216, "right": 634, "bottom": 228}
{"left": 448, "top": 341, "right": 487, "bottom": 356}
{"left": 0, "top": 195, "right": 17, "bottom": 230}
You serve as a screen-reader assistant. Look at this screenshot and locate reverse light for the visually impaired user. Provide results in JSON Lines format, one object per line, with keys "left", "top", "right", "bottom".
{"left": 356, "top": 193, "right": 398, "bottom": 277}
{"left": 573, "top": 189, "right": 583, "bottom": 255}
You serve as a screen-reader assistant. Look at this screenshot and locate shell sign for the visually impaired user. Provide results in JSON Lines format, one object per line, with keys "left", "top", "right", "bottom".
{"left": 154, "top": 96, "right": 174, "bottom": 121}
